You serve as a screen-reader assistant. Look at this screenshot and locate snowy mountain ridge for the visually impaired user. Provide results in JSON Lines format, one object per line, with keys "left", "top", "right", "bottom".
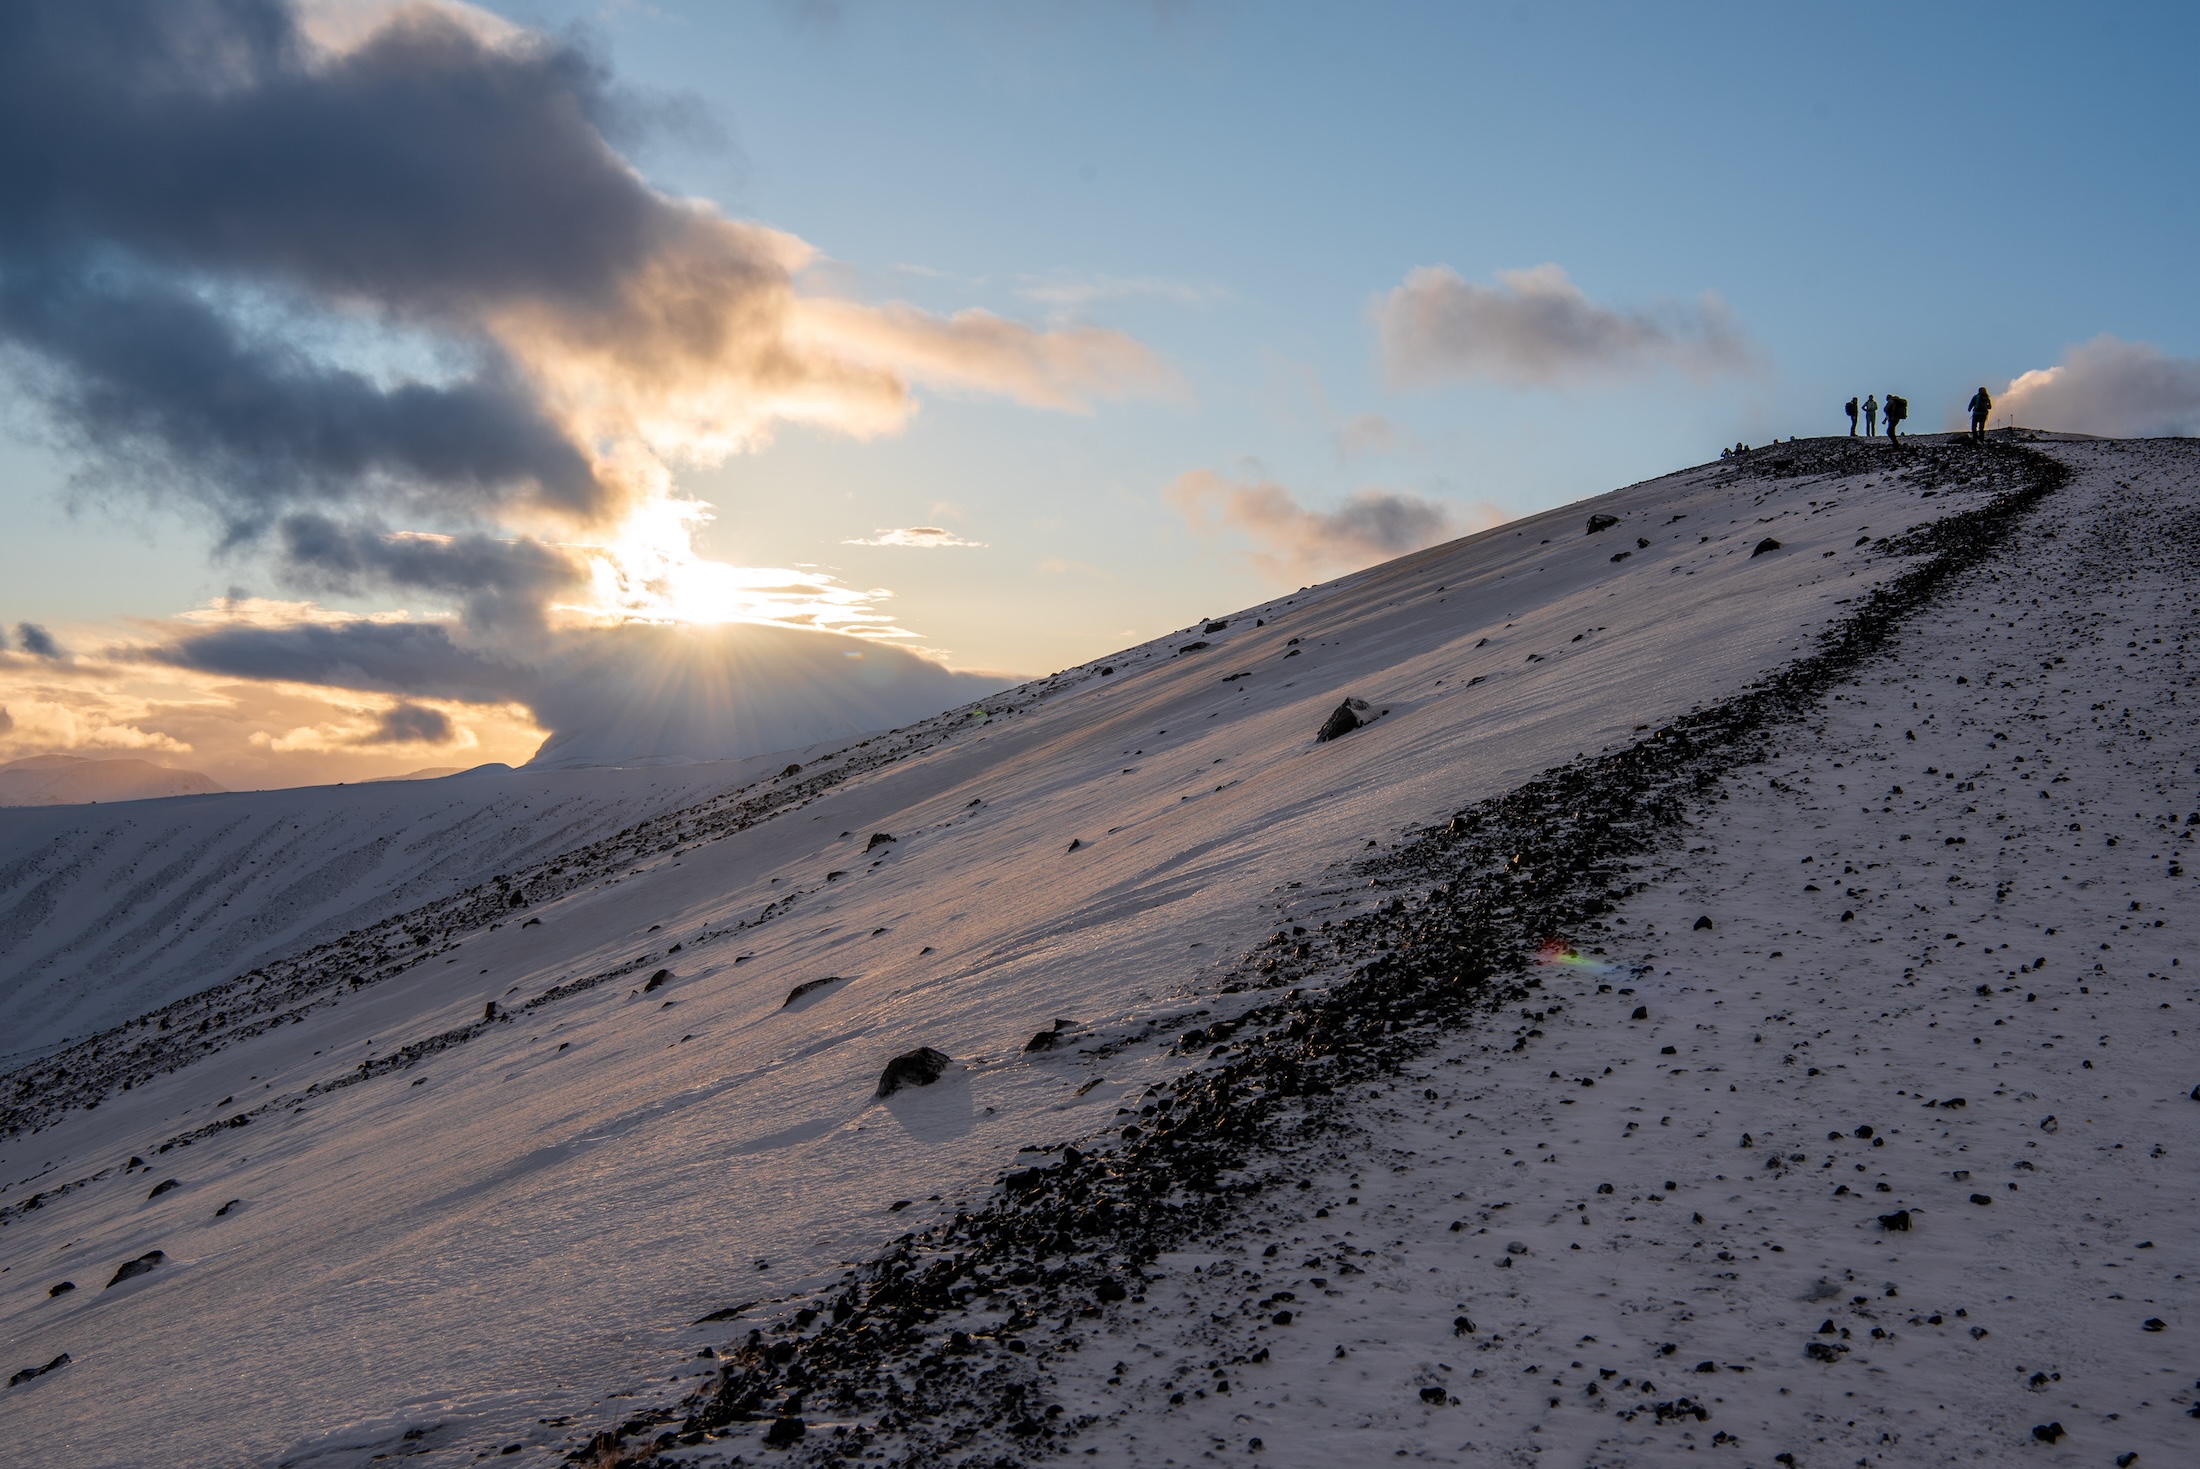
{"left": 6, "top": 434, "right": 2196, "bottom": 1469}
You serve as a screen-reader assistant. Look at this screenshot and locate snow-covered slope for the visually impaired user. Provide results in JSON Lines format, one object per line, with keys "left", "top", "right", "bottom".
{"left": 5, "top": 435, "right": 2183, "bottom": 1469}
{"left": 0, "top": 754, "right": 816, "bottom": 1064}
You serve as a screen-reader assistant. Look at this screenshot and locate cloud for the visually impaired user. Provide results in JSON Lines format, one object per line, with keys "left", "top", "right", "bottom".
{"left": 1166, "top": 470, "right": 1497, "bottom": 583}
{"left": 1993, "top": 335, "right": 2200, "bottom": 438}
{"left": 0, "top": 0, "right": 1169, "bottom": 612}
{"left": 1376, "top": 264, "right": 1753, "bottom": 388}
{"left": 1334, "top": 411, "right": 1413, "bottom": 460}
{"left": 360, "top": 702, "right": 457, "bottom": 745}
{"left": 842, "top": 526, "right": 989, "bottom": 547}
{"left": 1014, "top": 275, "right": 1222, "bottom": 310}
{"left": 14, "top": 622, "right": 62, "bottom": 658}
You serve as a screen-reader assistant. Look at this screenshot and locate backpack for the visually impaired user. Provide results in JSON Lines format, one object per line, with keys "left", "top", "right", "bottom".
{"left": 1886, "top": 395, "right": 1908, "bottom": 421}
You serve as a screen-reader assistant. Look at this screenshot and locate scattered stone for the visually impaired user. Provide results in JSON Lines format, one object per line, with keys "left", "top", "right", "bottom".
{"left": 483, "top": 1001, "right": 498, "bottom": 1021}
{"left": 1066, "top": 838, "right": 1083, "bottom": 853}
{"left": 780, "top": 764, "right": 801, "bottom": 778}
{"left": 1878, "top": 1209, "right": 1912, "bottom": 1232}
{"left": 1316, "top": 702, "right": 1362, "bottom": 742}
{"left": 783, "top": 978, "right": 845, "bottom": 1008}
{"left": 1418, "top": 1386, "right": 1448, "bottom": 1404}
{"left": 692, "top": 1302, "right": 754, "bottom": 1324}
{"left": 1586, "top": 513, "right": 1619, "bottom": 534}
{"left": 1752, "top": 537, "right": 1782, "bottom": 556}
{"left": 105, "top": 1250, "right": 164, "bottom": 1288}
{"left": 643, "top": 969, "right": 672, "bottom": 993}
{"left": 1693, "top": 915, "right": 1714, "bottom": 930}
{"left": 865, "top": 832, "right": 896, "bottom": 852}
{"left": 147, "top": 1178, "right": 179, "bottom": 1200}
{"left": 1176, "top": 641, "right": 1210, "bottom": 655}
{"left": 763, "top": 1416, "right": 807, "bottom": 1447}
{"left": 46, "top": 1281, "right": 73, "bottom": 1298}
{"left": 876, "top": 1047, "right": 952, "bottom": 1099}
{"left": 2032, "top": 1422, "right": 2065, "bottom": 1443}
{"left": 1631, "top": 1005, "right": 1649, "bottom": 1020}
{"left": 8, "top": 1353, "right": 69, "bottom": 1387}
{"left": 2143, "top": 1317, "right": 2167, "bottom": 1332}
{"left": 1970, "top": 1192, "right": 1992, "bottom": 1206}
{"left": 215, "top": 1200, "right": 240, "bottom": 1217}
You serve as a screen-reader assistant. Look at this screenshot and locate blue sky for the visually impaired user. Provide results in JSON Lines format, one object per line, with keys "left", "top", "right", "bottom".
{"left": 1, "top": 0, "right": 2194, "bottom": 783}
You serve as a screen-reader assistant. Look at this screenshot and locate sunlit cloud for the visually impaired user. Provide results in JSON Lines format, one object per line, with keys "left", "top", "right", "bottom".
{"left": 843, "top": 527, "right": 989, "bottom": 548}
{"left": 1167, "top": 469, "right": 1501, "bottom": 583}
{"left": 1376, "top": 263, "right": 1754, "bottom": 388}
{"left": 1992, "top": 335, "right": 2200, "bottom": 437}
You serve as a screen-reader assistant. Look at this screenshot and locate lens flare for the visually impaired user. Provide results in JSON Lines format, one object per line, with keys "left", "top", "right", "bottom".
{"left": 1534, "top": 937, "right": 1612, "bottom": 974}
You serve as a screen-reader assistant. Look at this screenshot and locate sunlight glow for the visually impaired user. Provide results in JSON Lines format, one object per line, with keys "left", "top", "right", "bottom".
{"left": 561, "top": 497, "right": 910, "bottom": 638}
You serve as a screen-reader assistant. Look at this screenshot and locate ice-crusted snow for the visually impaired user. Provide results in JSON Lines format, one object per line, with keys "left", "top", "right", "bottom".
{"left": 3, "top": 436, "right": 2193, "bottom": 1468}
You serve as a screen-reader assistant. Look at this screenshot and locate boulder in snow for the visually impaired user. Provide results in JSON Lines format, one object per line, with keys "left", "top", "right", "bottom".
{"left": 876, "top": 1047, "right": 952, "bottom": 1098}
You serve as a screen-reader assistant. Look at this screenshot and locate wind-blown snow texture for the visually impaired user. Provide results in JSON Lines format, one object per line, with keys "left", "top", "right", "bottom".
{"left": 3, "top": 435, "right": 2195, "bottom": 1469}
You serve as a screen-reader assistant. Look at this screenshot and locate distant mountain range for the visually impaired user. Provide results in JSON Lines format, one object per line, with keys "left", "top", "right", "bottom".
{"left": 0, "top": 754, "right": 224, "bottom": 806}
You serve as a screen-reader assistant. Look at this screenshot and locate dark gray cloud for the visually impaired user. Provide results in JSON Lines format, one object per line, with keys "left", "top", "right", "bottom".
{"left": 362, "top": 703, "right": 456, "bottom": 745}
{"left": 274, "top": 514, "right": 586, "bottom": 632}
{"left": 13, "top": 622, "right": 62, "bottom": 658}
{"left": 146, "top": 618, "right": 536, "bottom": 705}
{"left": 136, "top": 614, "right": 1005, "bottom": 767}
{"left": 0, "top": 0, "right": 645, "bottom": 530}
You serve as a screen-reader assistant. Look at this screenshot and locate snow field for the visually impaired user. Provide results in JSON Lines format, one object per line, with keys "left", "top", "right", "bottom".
{"left": 0, "top": 438, "right": 2077, "bottom": 1467}
{"left": 1044, "top": 440, "right": 2200, "bottom": 1468}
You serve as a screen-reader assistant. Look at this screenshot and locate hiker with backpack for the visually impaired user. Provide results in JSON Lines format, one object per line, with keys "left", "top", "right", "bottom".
{"left": 1846, "top": 397, "right": 1860, "bottom": 435}
{"left": 1863, "top": 395, "right": 1878, "bottom": 437}
{"left": 1968, "top": 385, "right": 1992, "bottom": 442}
{"left": 1884, "top": 393, "right": 1908, "bottom": 442}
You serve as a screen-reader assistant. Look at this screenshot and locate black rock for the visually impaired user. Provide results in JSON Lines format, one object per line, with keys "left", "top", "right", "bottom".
{"left": 1878, "top": 1209, "right": 1912, "bottom": 1232}
{"left": 1693, "top": 915, "right": 1714, "bottom": 930}
{"left": 483, "top": 1001, "right": 498, "bottom": 1021}
{"left": 1004, "top": 1167, "right": 1046, "bottom": 1193}
{"left": 1419, "top": 1386, "right": 1448, "bottom": 1404}
{"left": 780, "top": 763, "right": 801, "bottom": 777}
{"left": 2143, "top": 1317, "right": 2167, "bottom": 1332}
{"left": 147, "top": 1179, "right": 179, "bottom": 1200}
{"left": 1096, "top": 1279, "right": 1128, "bottom": 1302}
{"left": 1970, "top": 1193, "right": 1992, "bottom": 1206}
{"left": 1586, "top": 513, "right": 1619, "bottom": 534}
{"left": 1316, "top": 702, "right": 1362, "bottom": 742}
{"left": 1024, "top": 1029, "right": 1060, "bottom": 1052}
{"left": 865, "top": 832, "right": 896, "bottom": 851}
{"left": 1066, "top": 838, "right": 1083, "bottom": 853}
{"left": 1804, "top": 1341, "right": 1848, "bottom": 1362}
{"left": 8, "top": 1353, "right": 69, "bottom": 1387}
{"left": 1204, "top": 619, "right": 1230, "bottom": 633}
{"left": 215, "top": 1200, "right": 240, "bottom": 1217}
{"left": 105, "top": 1250, "right": 164, "bottom": 1288}
{"left": 1452, "top": 1315, "right": 1474, "bottom": 1335}
{"left": 1631, "top": 1005, "right": 1649, "bottom": 1020}
{"left": 1752, "top": 537, "right": 1782, "bottom": 556}
{"left": 876, "top": 1047, "right": 952, "bottom": 1098}
{"left": 763, "top": 1416, "right": 807, "bottom": 1447}
{"left": 783, "top": 977, "right": 844, "bottom": 1007}
{"left": 46, "top": 1281, "right": 73, "bottom": 1298}
{"left": 1176, "top": 640, "right": 1210, "bottom": 654}
{"left": 2032, "top": 1422, "right": 2064, "bottom": 1443}
{"left": 643, "top": 968, "right": 672, "bottom": 993}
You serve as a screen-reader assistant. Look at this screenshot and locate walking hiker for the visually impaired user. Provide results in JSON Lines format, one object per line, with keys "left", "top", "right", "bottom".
{"left": 1884, "top": 393, "right": 1907, "bottom": 442}
{"left": 1968, "top": 385, "right": 1992, "bottom": 442}
{"left": 1863, "top": 395, "right": 1878, "bottom": 437}
{"left": 1846, "top": 396, "right": 1860, "bottom": 435}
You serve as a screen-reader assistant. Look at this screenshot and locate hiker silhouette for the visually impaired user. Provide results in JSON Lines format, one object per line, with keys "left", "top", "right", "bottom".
{"left": 1846, "top": 397, "right": 1859, "bottom": 436}
{"left": 1863, "top": 395, "right": 1878, "bottom": 437}
{"left": 1968, "top": 386, "right": 1993, "bottom": 442}
{"left": 1884, "top": 393, "right": 1908, "bottom": 442}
